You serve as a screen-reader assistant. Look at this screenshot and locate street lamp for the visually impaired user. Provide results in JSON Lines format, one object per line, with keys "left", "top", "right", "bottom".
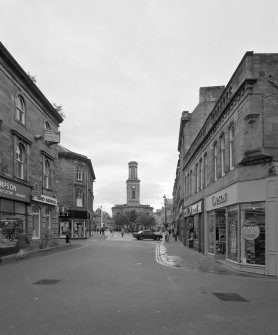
{"left": 163, "top": 195, "right": 167, "bottom": 228}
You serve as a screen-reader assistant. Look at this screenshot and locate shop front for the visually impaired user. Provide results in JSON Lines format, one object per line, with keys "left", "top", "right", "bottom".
{"left": 59, "top": 208, "right": 91, "bottom": 239}
{"left": 205, "top": 180, "right": 267, "bottom": 274}
{"left": 183, "top": 200, "right": 204, "bottom": 253}
{"left": 0, "top": 177, "right": 31, "bottom": 256}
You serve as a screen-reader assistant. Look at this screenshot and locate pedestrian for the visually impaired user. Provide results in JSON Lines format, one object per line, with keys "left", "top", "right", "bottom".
{"left": 174, "top": 229, "right": 178, "bottom": 242}
{"left": 121, "top": 228, "right": 125, "bottom": 238}
{"left": 164, "top": 230, "right": 169, "bottom": 242}
{"left": 65, "top": 232, "right": 70, "bottom": 246}
{"left": 16, "top": 230, "right": 30, "bottom": 259}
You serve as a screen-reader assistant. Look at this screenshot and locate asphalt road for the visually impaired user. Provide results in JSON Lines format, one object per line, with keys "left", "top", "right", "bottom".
{"left": 1, "top": 232, "right": 278, "bottom": 335}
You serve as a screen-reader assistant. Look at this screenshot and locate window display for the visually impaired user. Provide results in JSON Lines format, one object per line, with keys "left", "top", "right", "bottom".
{"left": 215, "top": 209, "right": 226, "bottom": 255}
{"left": 227, "top": 205, "right": 238, "bottom": 261}
{"left": 207, "top": 211, "right": 215, "bottom": 254}
{"left": 240, "top": 202, "right": 265, "bottom": 265}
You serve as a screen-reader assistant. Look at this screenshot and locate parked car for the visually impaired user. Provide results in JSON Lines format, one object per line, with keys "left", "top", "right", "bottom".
{"left": 133, "top": 230, "right": 163, "bottom": 240}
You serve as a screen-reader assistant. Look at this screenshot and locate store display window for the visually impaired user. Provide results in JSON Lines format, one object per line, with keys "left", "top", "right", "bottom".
{"left": 240, "top": 202, "right": 265, "bottom": 265}
{"left": 215, "top": 208, "right": 226, "bottom": 255}
{"left": 0, "top": 199, "right": 27, "bottom": 248}
{"left": 207, "top": 211, "right": 215, "bottom": 254}
{"left": 227, "top": 205, "right": 238, "bottom": 261}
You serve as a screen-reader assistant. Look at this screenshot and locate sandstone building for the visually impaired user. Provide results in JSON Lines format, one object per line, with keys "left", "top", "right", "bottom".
{"left": 0, "top": 42, "right": 63, "bottom": 255}
{"left": 57, "top": 145, "right": 95, "bottom": 238}
{"left": 112, "top": 161, "right": 153, "bottom": 230}
{"left": 173, "top": 52, "right": 278, "bottom": 276}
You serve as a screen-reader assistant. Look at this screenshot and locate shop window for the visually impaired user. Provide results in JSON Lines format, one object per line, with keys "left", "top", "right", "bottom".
{"left": 240, "top": 202, "right": 265, "bottom": 265}
{"left": 43, "top": 159, "right": 50, "bottom": 189}
{"left": 215, "top": 208, "right": 226, "bottom": 255}
{"left": 16, "top": 143, "right": 25, "bottom": 179}
{"left": 76, "top": 190, "right": 83, "bottom": 207}
{"left": 32, "top": 206, "right": 40, "bottom": 239}
{"left": 207, "top": 211, "right": 215, "bottom": 254}
{"left": 76, "top": 165, "right": 83, "bottom": 181}
{"left": 15, "top": 95, "right": 25, "bottom": 124}
{"left": 220, "top": 134, "right": 225, "bottom": 176}
{"left": 0, "top": 199, "right": 27, "bottom": 248}
{"left": 227, "top": 205, "right": 238, "bottom": 261}
{"left": 229, "top": 124, "right": 235, "bottom": 170}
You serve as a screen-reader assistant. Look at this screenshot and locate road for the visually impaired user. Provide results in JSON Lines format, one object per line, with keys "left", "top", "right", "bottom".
{"left": 1, "top": 232, "right": 278, "bottom": 335}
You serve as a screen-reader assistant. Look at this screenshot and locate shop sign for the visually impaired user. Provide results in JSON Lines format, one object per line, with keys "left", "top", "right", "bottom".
{"left": 0, "top": 178, "right": 31, "bottom": 203}
{"left": 32, "top": 194, "right": 57, "bottom": 206}
{"left": 212, "top": 193, "right": 227, "bottom": 207}
{"left": 184, "top": 200, "right": 202, "bottom": 217}
{"left": 44, "top": 130, "right": 60, "bottom": 143}
{"left": 242, "top": 221, "right": 260, "bottom": 240}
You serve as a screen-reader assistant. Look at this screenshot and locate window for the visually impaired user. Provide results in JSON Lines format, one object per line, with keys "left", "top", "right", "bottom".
{"left": 132, "top": 186, "right": 136, "bottom": 200}
{"left": 76, "top": 165, "right": 83, "bottom": 181}
{"left": 32, "top": 206, "right": 40, "bottom": 239}
{"left": 16, "top": 143, "right": 25, "bottom": 179}
{"left": 44, "top": 121, "right": 51, "bottom": 130}
{"left": 189, "top": 170, "right": 192, "bottom": 196}
{"left": 43, "top": 159, "right": 50, "bottom": 189}
{"left": 45, "top": 207, "right": 51, "bottom": 229}
{"left": 240, "top": 202, "right": 265, "bottom": 265}
{"left": 199, "top": 158, "right": 203, "bottom": 191}
{"left": 204, "top": 153, "right": 208, "bottom": 188}
{"left": 76, "top": 190, "right": 83, "bottom": 207}
{"left": 220, "top": 134, "right": 225, "bottom": 176}
{"left": 229, "top": 125, "right": 235, "bottom": 170}
{"left": 213, "top": 142, "right": 218, "bottom": 181}
{"left": 195, "top": 163, "right": 199, "bottom": 193}
{"left": 15, "top": 95, "right": 25, "bottom": 124}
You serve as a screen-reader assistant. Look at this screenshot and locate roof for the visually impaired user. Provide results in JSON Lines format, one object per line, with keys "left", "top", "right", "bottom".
{"left": 57, "top": 144, "right": 96, "bottom": 180}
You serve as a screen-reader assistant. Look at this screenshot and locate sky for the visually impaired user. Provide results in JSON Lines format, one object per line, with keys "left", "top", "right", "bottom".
{"left": 1, "top": 0, "right": 277, "bottom": 214}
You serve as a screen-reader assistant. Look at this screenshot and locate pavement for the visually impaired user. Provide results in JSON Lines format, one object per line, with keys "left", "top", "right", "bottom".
{"left": 158, "top": 236, "right": 271, "bottom": 278}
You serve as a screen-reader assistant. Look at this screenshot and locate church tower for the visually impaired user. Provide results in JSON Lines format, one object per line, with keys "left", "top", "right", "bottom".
{"left": 126, "top": 161, "right": 140, "bottom": 205}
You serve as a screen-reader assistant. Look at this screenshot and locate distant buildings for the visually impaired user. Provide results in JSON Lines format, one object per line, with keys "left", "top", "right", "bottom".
{"left": 112, "top": 161, "right": 153, "bottom": 231}
{"left": 173, "top": 52, "right": 278, "bottom": 277}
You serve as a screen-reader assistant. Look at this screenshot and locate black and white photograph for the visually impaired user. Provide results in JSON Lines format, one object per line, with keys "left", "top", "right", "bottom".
{"left": 0, "top": 0, "right": 278, "bottom": 334}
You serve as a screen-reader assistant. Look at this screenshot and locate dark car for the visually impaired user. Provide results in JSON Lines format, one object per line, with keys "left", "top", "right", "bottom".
{"left": 133, "top": 230, "right": 162, "bottom": 241}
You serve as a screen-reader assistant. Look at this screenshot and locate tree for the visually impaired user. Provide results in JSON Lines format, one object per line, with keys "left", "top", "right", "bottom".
{"left": 126, "top": 210, "right": 137, "bottom": 225}
{"left": 53, "top": 103, "right": 66, "bottom": 119}
{"left": 140, "top": 213, "right": 155, "bottom": 229}
{"left": 114, "top": 212, "right": 129, "bottom": 228}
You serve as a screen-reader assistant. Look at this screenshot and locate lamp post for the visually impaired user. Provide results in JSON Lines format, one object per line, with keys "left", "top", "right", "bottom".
{"left": 163, "top": 195, "right": 167, "bottom": 228}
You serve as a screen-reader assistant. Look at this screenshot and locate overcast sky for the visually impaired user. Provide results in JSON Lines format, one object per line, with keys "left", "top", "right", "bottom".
{"left": 1, "top": 0, "right": 277, "bottom": 214}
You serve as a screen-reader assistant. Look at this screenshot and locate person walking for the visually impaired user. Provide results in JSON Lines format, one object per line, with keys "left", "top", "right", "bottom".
{"left": 65, "top": 232, "right": 70, "bottom": 246}
{"left": 121, "top": 228, "right": 125, "bottom": 238}
{"left": 16, "top": 230, "right": 30, "bottom": 259}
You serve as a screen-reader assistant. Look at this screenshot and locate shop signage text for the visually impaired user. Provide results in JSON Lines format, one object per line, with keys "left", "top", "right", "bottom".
{"left": 0, "top": 178, "right": 30, "bottom": 203}
{"left": 44, "top": 130, "right": 60, "bottom": 143}
{"left": 242, "top": 221, "right": 260, "bottom": 240}
{"left": 184, "top": 200, "right": 203, "bottom": 217}
{"left": 212, "top": 193, "right": 227, "bottom": 207}
{"left": 32, "top": 195, "right": 57, "bottom": 206}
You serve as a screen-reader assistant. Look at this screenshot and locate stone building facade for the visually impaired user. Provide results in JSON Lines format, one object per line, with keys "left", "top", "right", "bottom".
{"left": 0, "top": 42, "right": 63, "bottom": 255}
{"left": 57, "top": 145, "right": 95, "bottom": 238}
{"left": 112, "top": 161, "right": 153, "bottom": 230}
{"left": 173, "top": 52, "right": 278, "bottom": 276}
